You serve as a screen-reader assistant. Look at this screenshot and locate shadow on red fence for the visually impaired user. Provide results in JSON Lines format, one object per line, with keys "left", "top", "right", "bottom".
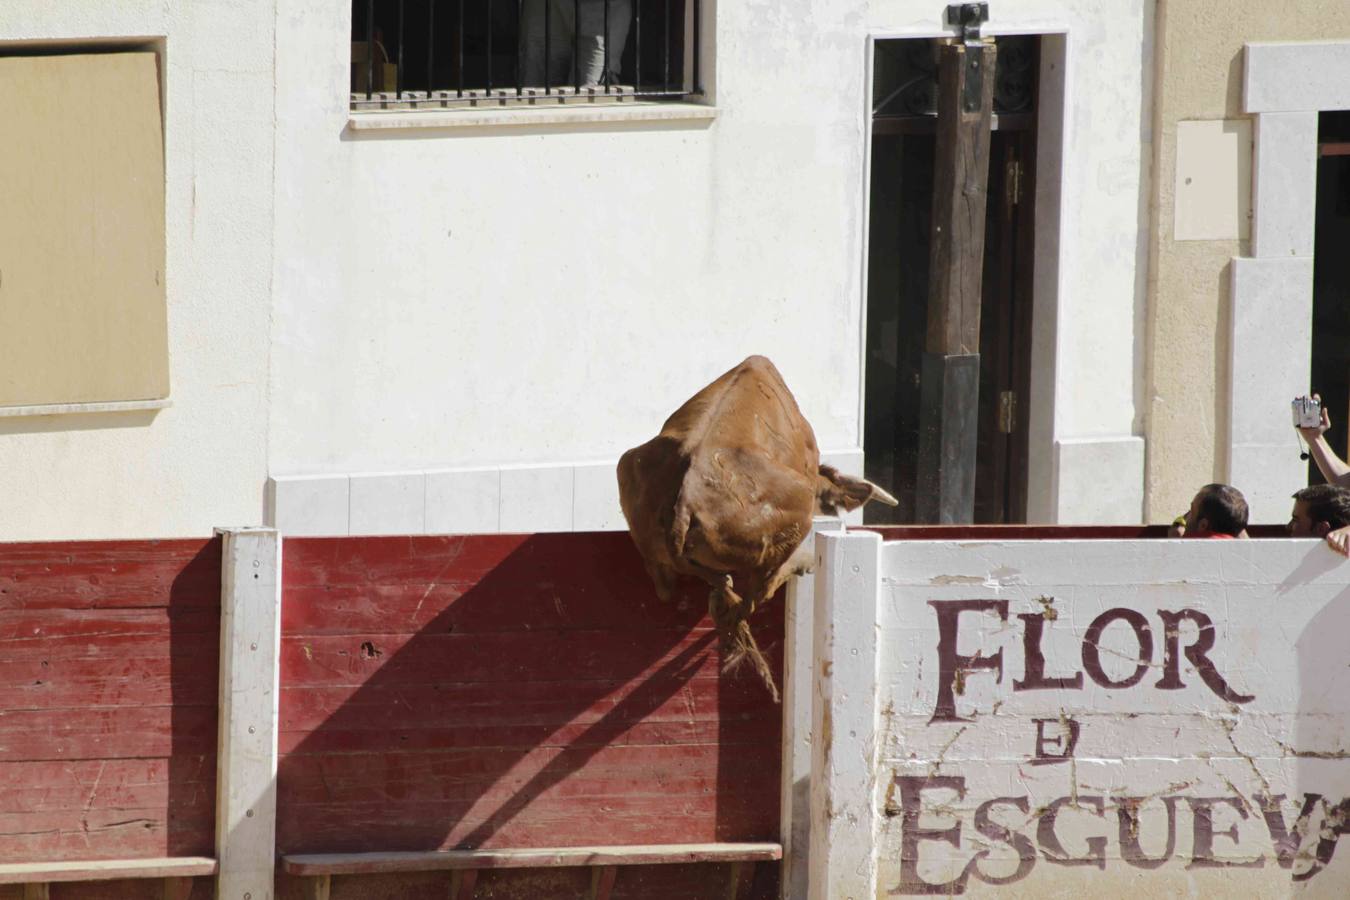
{"left": 275, "top": 532, "right": 782, "bottom": 899}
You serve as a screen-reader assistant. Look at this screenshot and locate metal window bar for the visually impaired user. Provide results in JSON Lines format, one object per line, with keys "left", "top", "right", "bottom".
{"left": 352, "top": 0, "right": 700, "bottom": 110}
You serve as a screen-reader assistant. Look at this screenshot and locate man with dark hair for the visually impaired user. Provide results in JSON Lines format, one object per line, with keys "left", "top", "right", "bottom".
{"left": 1288, "top": 484, "right": 1350, "bottom": 547}
{"left": 1294, "top": 398, "right": 1350, "bottom": 556}
{"left": 1171, "top": 483, "right": 1249, "bottom": 539}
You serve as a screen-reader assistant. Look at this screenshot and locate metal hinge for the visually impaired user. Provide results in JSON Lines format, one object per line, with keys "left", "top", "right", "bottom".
{"left": 998, "top": 390, "right": 1017, "bottom": 433}
{"left": 1006, "top": 158, "right": 1023, "bottom": 207}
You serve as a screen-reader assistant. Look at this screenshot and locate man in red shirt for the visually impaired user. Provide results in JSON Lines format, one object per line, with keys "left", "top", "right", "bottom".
{"left": 1170, "top": 483, "right": 1248, "bottom": 539}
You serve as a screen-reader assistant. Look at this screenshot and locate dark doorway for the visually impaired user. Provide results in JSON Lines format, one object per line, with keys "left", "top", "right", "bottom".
{"left": 1309, "top": 110, "right": 1350, "bottom": 483}
{"left": 863, "top": 35, "right": 1039, "bottom": 524}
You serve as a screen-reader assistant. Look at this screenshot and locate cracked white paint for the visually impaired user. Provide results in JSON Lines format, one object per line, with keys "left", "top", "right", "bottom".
{"left": 807, "top": 534, "right": 1350, "bottom": 896}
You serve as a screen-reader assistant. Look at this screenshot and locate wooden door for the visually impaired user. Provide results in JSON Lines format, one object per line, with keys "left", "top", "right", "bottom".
{"left": 863, "top": 35, "right": 1039, "bottom": 524}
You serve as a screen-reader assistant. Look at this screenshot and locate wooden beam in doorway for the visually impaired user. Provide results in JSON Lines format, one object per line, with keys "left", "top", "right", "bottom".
{"left": 915, "top": 38, "right": 997, "bottom": 523}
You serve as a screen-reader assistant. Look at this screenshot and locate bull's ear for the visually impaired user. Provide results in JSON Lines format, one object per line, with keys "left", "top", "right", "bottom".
{"left": 816, "top": 465, "right": 899, "bottom": 514}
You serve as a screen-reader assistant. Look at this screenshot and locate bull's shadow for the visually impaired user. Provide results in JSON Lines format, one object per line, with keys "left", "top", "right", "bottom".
{"left": 275, "top": 531, "right": 781, "bottom": 899}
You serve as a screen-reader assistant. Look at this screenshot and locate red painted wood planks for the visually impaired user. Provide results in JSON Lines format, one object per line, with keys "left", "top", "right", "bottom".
{"left": 0, "top": 539, "right": 220, "bottom": 610}
{"left": 0, "top": 539, "right": 220, "bottom": 863}
{"left": 277, "top": 533, "right": 784, "bottom": 858}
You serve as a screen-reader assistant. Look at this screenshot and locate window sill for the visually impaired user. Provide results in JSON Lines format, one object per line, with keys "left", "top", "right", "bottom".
{"left": 0, "top": 398, "right": 171, "bottom": 418}
{"left": 347, "top": 101, "right": 717, "bottom": 131}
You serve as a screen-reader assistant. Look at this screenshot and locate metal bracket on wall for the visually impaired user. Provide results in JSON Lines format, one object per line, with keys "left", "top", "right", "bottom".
{"left": 945, "top": 2, "right": 991, "bottom": 113}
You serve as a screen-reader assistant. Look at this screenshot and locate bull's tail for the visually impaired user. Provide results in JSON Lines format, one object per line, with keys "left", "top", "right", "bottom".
{"left": 709, "top": 578, "right": 780, "bottom": 703}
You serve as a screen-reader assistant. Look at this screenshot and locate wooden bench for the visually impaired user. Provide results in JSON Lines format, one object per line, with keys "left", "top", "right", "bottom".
{"left": 0, "top": 857, "right": 218, "bottom": 900}
{"left": 283, "top": 842, "right": 783, "bottom": 900}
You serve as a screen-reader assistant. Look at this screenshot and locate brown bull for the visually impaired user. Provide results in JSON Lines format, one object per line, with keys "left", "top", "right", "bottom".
{"left": 617, "top": 356, "right": 896, "bottom": 700}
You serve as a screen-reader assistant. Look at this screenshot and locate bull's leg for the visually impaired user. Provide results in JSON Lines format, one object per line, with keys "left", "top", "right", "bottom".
{"left": 643, "top": 559, "right": 679, "bottom": 603}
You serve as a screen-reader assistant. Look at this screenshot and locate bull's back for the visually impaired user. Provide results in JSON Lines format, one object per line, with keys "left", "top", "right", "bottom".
{"left": 661, "top": 356, "right": 819, "bottom": 477}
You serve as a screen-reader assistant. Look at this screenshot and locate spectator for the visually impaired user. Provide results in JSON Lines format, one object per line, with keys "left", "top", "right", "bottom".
{"left": 1288, "top": 484, "right": 1350, "bottom": 549}
{"left": 1170, "top": 483, "right": 1248, "bottom": 539}
{"left": 521, "top": 0, "right": 634, "bottom": 89}
{"left": 1294, "top": 394, "right": 1350, "bottom": 555}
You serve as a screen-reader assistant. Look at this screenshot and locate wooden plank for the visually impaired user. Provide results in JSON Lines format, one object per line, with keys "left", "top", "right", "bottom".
{"left": 449, "top": 868, "right": 477, "bottom": 899}
{"left": 215, "top": 528, "right": 281, "bottom": 900}
{"left": 0, "top": 819, "right": 216, "bottom": 863}
{"left": 809, "top": 532, "right": 882, "bottom": 900}
{"left": 0, "top": 856, "right": 217, "bottom": 884}
{"left": 0, "top": 705, "right": 217, "bottom": 761}
{"left": 725, "top": 860, "right": 755, "bottom": 900}
{"left": 162, "top": 876, "right": 195, "bottom": 900}
{"left": 275, "top": 794, "right": 779, "bottom": 855}
{"left": 588, "top": 864, "right": 617, "bottom": 900}
{"left": 924, "top": 40, "right": 997, "bottom": 356}
{"left": 21, "top": 884, "right": 48, "bottom": 900}
{"left": 298, "top": 873, "right": 330, "bottom": 900}
{"left": 279, "top": 534, "right": 712, "bottom": 639}
{"left": 0, "top": 539, "right": 219, "bottom": 610}
{"left": 780, "top": 518, "right": 845, "bottom": 900}
{"left": 915, "top": 39, "right": 998, "bottom": 525}
{"left": 0, "top": 756, "right": 214, "bottom": 814}
{"left": 282, "top": 843, "right": 783, "bottom": 876}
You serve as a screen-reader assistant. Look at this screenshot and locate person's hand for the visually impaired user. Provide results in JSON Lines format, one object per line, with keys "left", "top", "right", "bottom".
{"left": 1327, "top": 525, "right": 1350, "bottom": 558}
{"left": 1298, "top": 393, "right": 1331, "bottom": 443}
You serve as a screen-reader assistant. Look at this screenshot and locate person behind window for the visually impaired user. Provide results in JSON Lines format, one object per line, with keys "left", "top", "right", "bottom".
{"left": 1169, "top": 483, "right": 1249, "bottom": 539}
{"left": 1294, "top": 394, "right": 1350, "bottom": 556}
{"left": 521, "top": 0, "right": 634, "bottom": 89}
{"left": 1288, "top": 483, "right": 1350, "bottom": 553}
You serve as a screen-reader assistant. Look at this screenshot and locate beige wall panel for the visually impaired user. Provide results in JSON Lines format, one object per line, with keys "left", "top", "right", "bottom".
{"left": 0, "top": 52, "right": 167, "bottom": 407}
{"left": 1144, "top": 1, "right": 1350, "bottom": 521}
{"left": 1174, "top": 119, "right": 1251, "bottom": 240}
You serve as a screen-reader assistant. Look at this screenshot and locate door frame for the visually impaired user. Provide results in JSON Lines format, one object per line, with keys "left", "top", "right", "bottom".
{"left": 1227, "top": 40, "right": 1350, "bottom": 521}
{"left": 858, "top": 26, "right": 1069, "bottom": 521}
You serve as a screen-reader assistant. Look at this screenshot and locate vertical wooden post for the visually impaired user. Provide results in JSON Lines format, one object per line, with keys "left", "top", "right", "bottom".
{"left": 215, "top": 528, "right": 282, "bottom": 900}
{"left": 915, "top": 38, "right": 997, "bottom": 523}
{"left": 779, "top": 517, "right": 844, "bottom": 900}
{"left": 807, "top": 531, "right": 882, "bottom": 900}
{"left": 22, "top": 885, "right": 50, "bottom": 900}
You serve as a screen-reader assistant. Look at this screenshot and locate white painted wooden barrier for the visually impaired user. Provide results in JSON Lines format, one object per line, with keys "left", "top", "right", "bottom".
{"left": 805, "top": 533, "right": 1350, "bottom": 897}
{"left": 780, "top": 517, "right": 845, "bottom": 900}
{"left": 215, "top": 528, "right": 282, "bottom": 900}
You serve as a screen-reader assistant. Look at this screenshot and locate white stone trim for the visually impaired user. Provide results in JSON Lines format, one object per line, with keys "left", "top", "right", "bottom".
{"left": 1053, "top": 436, "right": 1145, "bottom": 524}
{"left": 268, "top": 449, "right": 867, "bottom": 536}
{"left": 1229, "top": 40, "right": 1350, "bottom": 518}
{"left": 1228, "top": 256, "right": 1314, "bottom": 523}
{"left": 1244, "top": 41, "right": 1350, "bottom": 113}
{"left": 0, "top": 397, "right": 170, "bottom": 417}
{"left": 347, "top": 102, "right": 716, "bottom": 131}
{"left": 1251, "top": 112, "right": 1318, "bottom": 258}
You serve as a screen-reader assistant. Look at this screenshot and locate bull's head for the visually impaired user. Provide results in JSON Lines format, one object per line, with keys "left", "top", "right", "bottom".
{"left": 815, "top": 464, "right": 899, "bottom": 516}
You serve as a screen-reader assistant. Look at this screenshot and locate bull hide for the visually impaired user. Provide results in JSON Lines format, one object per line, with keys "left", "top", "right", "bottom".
{"left": 617, "top": 355, "right": 896, "bottom": 700}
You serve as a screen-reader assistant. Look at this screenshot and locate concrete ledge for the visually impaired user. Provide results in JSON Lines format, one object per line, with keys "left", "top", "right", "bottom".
{"left": 269, "top": 448, "right": 865, "bottom": 536}
{"left": 348, "top": 102, "right": 717, "bottom": 131}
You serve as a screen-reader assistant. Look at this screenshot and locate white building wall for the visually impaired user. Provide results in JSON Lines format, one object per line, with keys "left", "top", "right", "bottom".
{"left": 0, "top": 0, "right": 1153, "bottom": 539}
{"left": 0, "top": 2, "right": 275, "bottom": 540}
{"left": 270, "top": 0, "right": 1153, "bottom": 533}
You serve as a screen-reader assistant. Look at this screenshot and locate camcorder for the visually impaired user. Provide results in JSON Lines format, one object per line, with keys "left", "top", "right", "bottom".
{"left": 1292, "top": 395, "right": 1323, "bottom": 430}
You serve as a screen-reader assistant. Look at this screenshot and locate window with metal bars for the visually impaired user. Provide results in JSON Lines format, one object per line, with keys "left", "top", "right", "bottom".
{"left": 351, "top": 0, "right": 700, "bottom": 110}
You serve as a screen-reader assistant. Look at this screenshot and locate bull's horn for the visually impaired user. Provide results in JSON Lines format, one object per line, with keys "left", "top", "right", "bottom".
{"left": 867, "top": 481, "right": 899, "bottom": 506}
